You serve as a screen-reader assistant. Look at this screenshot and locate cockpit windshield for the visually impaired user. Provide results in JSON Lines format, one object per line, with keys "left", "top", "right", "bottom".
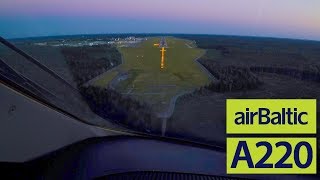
{"left": 1, "top": 0, "right": 320, "bottom": 150}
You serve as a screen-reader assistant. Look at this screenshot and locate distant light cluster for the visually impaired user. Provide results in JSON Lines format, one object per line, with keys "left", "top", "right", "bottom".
{"left": 33, "top": 36, "right": 146, "bottom": 47}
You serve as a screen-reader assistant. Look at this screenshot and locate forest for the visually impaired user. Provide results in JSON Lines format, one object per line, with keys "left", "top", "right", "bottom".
{"left": 79, "top": 86, "right": 161, "bottom": 134}
{"left": 200, "top": 60, "right": 262, "bottom": 92}
{"left": 61, "top": 45, "right": 121, "bottom": 85}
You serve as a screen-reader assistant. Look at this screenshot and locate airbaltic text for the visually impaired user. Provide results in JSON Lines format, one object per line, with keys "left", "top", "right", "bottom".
{"left": 234, "top": 108, "right": 308, "bottom": 125}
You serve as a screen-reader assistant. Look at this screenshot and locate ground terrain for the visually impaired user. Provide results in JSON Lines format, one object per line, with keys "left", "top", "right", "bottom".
{"left": 167, "top": 35, "right": 320, "bottom": 145}
{"left": 92, "top": 37, "right": 210, "bottom": 113}
{"left": 2, "top": 34, "right": 320, "bottom": 147}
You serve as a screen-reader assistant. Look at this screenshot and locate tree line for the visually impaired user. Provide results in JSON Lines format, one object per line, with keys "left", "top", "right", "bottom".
{"left": 250, "top": 66, "right": 320, "bottom": 83}
{"left": 200, "top": 59, "right": 262, "bottom": 92}
{"left": 79, "top": 86, "right": 161, "bottom": 134}
{"left": 61, "top": 45, "right": 121, "bottom": 85}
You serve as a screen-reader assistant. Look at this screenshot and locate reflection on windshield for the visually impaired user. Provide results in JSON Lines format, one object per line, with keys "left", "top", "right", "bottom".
{"left": 0, "top": 37, "right": 125, "bottom": 130}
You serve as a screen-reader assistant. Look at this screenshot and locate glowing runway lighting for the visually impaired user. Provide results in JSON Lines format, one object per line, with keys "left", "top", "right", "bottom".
{"left": 160, "top": 47, "right": 166, "bottom": 69}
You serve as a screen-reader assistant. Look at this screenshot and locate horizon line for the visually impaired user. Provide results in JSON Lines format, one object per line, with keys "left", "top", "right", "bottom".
{"left": 5, "top": 32, "right": 320, "bottom": 43}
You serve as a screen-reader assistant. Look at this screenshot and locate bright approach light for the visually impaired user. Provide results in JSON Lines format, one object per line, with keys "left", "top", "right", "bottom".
{"left": 160, "top": 47, "right": 166, "bottom": 69}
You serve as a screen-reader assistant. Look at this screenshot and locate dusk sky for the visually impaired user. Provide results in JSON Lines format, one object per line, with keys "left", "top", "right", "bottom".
{"left": 1, "top": 0, "right": 320, "bottom": 40}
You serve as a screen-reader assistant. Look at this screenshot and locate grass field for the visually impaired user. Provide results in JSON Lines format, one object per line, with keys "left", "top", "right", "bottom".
{"left": 93, "top": 37, "right": 210, "bottom": 112}
{"left": 93, "top": 70, "right": 118, "bottom": 87}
